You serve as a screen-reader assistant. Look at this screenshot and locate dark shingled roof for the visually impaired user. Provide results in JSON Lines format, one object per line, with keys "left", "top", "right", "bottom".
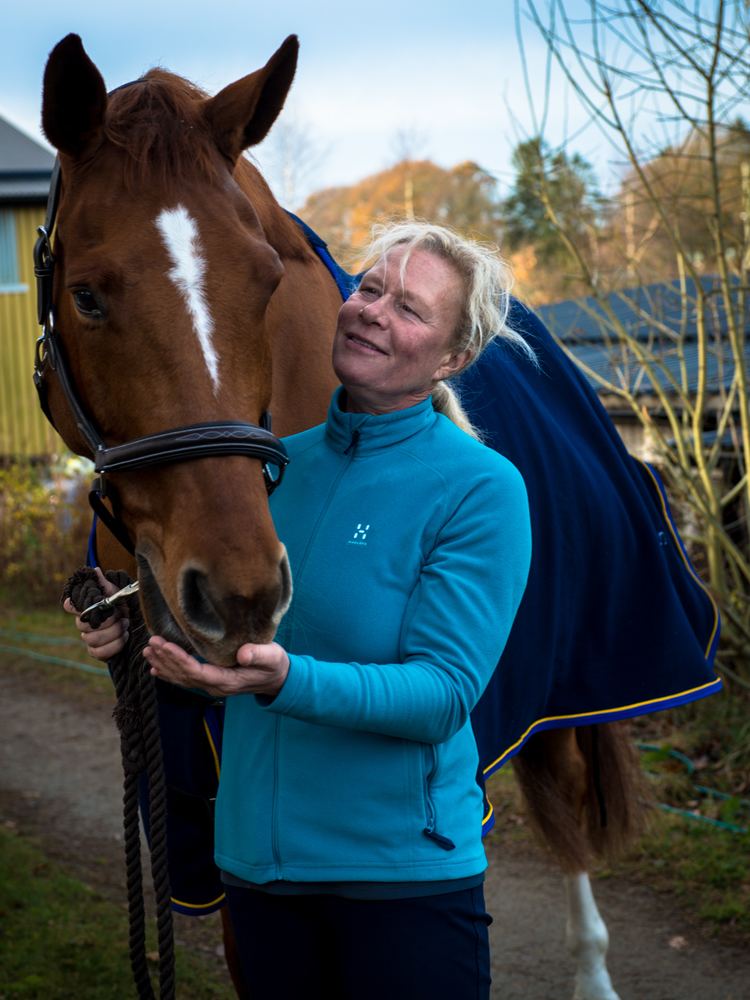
{"left": 0, "top": 115, "right": 54, "bottom": 203}
{"left": 536, "top": 277, "right": 750, "bottom": 398}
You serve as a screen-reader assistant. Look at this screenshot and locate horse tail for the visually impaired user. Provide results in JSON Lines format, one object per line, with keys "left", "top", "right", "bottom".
{"left": 511, "top": 722, "right": 649, "bottom": 873}
{"left": 576, "top": 723, "right": 649, "bottom": 862}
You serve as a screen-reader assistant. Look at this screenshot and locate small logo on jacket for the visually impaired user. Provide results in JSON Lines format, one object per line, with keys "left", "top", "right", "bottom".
{"left": 348, "top": 522, "right": 370, "bottom": 546}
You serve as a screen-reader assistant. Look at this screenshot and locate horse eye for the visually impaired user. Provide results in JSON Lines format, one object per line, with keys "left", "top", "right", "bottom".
{"left": 72, "top": 288, "right": 104, "bottom": 319}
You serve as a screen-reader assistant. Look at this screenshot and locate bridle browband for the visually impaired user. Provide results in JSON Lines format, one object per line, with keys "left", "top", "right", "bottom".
{"left": 33, "top": 154, "right": 289, "bottom": 555}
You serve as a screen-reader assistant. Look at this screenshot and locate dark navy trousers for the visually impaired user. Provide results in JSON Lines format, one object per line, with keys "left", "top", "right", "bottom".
{"left": 224, "top": 882, "right": 492, "bottom": 1000}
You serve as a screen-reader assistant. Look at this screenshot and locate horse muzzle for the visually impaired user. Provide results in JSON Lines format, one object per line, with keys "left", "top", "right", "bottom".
{"left": 135, "top": 545, "right": 292, "bottom": 666}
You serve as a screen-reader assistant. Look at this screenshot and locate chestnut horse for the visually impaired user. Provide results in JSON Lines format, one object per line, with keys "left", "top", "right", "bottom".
{"left": 37, "top": 34, "right": 717, "bottom": 1000}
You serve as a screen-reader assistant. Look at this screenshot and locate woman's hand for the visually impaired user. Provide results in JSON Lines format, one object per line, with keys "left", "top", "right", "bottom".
{"left": 63, "top": 567, "right": 129, "bottom": 662}
{"left": 142, "top": 637, "right": 290, "bottom": 698}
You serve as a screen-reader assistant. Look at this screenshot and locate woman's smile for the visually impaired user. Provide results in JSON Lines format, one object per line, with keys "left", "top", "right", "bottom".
{"left": 345, "top": 333, "right": 389, "bottom": 355}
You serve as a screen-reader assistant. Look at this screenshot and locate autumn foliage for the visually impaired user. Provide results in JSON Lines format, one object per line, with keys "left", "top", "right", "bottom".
{"left": 0, "top": 461, "right": 91, "bottom": 605}
{"left": 299, "top": 159, "right": 504, "bottom": 271}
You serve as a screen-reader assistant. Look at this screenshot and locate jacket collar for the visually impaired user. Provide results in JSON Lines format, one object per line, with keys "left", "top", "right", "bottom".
{"left": 325, "top": 386, "right": 437, "bottom": 455}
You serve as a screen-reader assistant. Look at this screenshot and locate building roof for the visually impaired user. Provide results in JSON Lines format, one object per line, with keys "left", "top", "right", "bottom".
{"left": 0, "top": 115, "right": 54, "bottom": 203}
{"left": 536, "top": 276, "right": 750, "bottom": 399}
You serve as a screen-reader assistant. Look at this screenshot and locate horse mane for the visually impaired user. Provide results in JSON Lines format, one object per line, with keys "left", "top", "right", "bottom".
{"left": 104, "top": 70, "right": 314, "bottom": 263}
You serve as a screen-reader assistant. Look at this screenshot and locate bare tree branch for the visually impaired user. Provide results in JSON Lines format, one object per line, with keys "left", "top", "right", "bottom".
{"left": 515, "top": 0, "right": 750, "bottom": 669}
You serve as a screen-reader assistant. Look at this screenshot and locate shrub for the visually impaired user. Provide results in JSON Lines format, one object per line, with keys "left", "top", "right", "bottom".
{"left": 0, "top": 456, "right": 92, "bottom": 606}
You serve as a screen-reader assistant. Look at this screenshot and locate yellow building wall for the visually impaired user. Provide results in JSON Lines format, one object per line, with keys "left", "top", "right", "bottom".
{"left": 0, "top": 203, "right": 62, "bottom": 458}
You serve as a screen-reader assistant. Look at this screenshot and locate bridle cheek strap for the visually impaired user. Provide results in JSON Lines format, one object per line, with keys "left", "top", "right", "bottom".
{"left": 89, "top": 481, "right": 138, "bottom": 556}
{"left": 32, "top": 157, "right": 289, "bottom": 555}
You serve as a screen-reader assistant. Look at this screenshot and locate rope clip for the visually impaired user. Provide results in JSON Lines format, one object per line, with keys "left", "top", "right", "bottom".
{"left": 80, "top": 580, "right": 140, "bottom": 623}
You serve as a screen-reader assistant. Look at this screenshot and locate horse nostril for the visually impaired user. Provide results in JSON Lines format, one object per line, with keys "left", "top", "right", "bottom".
{"left": 180, "top": 568, "right": 225, "bottom": 638}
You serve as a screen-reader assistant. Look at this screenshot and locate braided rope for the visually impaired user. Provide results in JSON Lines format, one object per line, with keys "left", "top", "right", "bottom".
{"left": 62, "top": 569, "right": 175, "bottom": 1000}
{"left": 140, "top": 656, "right": 176, "bottom": 999}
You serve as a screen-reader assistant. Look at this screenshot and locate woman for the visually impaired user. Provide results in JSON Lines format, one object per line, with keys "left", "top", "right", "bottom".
{"left": 71, "top": 221, "right": 533, "bottom": 999}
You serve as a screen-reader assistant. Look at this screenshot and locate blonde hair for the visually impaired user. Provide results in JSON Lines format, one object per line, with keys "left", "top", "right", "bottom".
{"left": 361, "top": 220, "right": 535, "bottom": 438}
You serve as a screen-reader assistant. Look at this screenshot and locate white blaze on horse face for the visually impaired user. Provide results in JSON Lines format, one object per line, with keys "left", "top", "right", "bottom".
{"left": 155, "top": 205, "right": 220, "bottom": 394}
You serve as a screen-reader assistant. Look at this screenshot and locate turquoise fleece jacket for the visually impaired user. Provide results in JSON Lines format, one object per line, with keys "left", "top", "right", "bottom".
{"left": 215, "top": 389, "right": 531, "bottom": 885}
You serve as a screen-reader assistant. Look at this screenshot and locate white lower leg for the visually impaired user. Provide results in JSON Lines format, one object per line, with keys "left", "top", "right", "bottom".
{"left": 564, "top": 872, "right": 621, "bottom": 1000}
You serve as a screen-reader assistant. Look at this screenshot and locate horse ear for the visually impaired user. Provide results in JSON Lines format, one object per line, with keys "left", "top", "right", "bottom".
{"left": 41, "top": 34, "right": 107, "bottom": 158}
{"left": 205, "top": 35, "right": 299, "bottom": 160}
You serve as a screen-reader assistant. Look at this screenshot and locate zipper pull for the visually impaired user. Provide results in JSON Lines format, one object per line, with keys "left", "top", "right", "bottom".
{"left": 344, "top": 428, "right": 360, "bottom": 455}
{"left": 423, "top": 828, "right": 456, "bottom": 851}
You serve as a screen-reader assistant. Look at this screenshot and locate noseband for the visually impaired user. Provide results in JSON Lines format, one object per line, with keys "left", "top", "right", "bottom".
{"left": 33, "top": 159, "right": 289, "bottom": 555}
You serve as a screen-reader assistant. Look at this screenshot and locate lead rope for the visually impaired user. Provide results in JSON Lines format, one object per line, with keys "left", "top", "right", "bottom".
{"left": 62, "top": 569, "right": 175, "bottom": 1000}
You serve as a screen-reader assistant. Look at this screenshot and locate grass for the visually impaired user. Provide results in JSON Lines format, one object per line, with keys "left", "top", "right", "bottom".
{"left": 621, "top": 816, "right": 750, "bottom": 933}
{"left": 0, "top": 825, "right": 234, "bottom": 1000}
{"left": 617, "top": 703, "right": 750, "bottom": 939}
{"left": 0, "top": 605, "right": 236, "bottom": 998}
{"left": 485, "top": 705, "right": 750, "bottom": 944}
{"left": 0, "top": 605, "right": 113, "bottom": 697}
{"left": 5, "top": 603, "right": 749, "bottom": 948}
{"left": 0, "top": 604, "right": 96, "bottom": 646}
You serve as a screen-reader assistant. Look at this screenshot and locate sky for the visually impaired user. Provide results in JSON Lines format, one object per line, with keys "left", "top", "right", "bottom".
{"left": 0, "top": 0, "right": 602, "bottom": 207}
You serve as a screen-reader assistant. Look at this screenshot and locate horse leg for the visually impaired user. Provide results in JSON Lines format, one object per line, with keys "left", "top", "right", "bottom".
{"left": 512, "top": 727, "right": 624, "bottom": 1000}
{"left": 564, "top": 872, "right": 619, "bottom": 1000}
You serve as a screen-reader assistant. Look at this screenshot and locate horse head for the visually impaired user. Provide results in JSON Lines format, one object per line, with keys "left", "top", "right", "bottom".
{"left": 39, "top": 34, "right": 338, "bottom": 664}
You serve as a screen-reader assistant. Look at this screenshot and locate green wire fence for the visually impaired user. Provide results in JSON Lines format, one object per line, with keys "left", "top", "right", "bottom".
{"left": 0, "top": 626, "right": 109, "bottom": 677}
{"left": 1, "top": 625, "right": 748, "bottom": 833}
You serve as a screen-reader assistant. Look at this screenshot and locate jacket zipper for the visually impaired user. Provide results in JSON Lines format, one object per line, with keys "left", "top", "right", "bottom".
{"left": 343, "top": 428, "right": 360, "bottom": 455}
{"left": 422, "top": 744, "right": 456, "bottom": 851}
{"left": 271, "top": 428, "right": 361, "bottom": 873}
{"left": 293, "top": 428, "right": 361, "bottom": 584}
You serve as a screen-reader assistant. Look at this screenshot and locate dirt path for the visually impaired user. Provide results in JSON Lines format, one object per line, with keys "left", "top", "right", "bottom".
{"left": 1, "top": 660, "right": 748, "bottom": 1000}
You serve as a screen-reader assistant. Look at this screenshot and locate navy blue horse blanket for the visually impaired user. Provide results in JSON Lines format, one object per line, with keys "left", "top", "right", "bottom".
{"left": 90, "top": 234, "right": 721, "bottom": 911}
{"left": 456, "top": 300, "right": 721, "bottom": 797}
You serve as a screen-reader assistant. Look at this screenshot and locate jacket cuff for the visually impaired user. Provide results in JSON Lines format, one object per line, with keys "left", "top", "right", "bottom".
{"left": 255, "top": 653, "right": 307, "bottom": 714}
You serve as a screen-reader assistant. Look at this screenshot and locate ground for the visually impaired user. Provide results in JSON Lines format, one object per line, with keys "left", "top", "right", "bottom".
{"left": 2, "top": 658, "right": 749, "bottom": 1000}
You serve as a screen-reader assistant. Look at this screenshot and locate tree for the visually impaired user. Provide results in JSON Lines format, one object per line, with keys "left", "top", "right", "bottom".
{"left": 501, "top": 137, "right": 603, "bottom": 302}
{"left": 516, "top": 0, "right": 750, "bottom": 679}
{"left": 602, "top": 120, "right": 750, "bottom": 285}
{"left": 256, "top": 113, "right": 329, "bottom": 210}
{"left": 503, "top": 138, "right": 600, "bottom": 263}
{"left": 299, "top": 159, "right": 505, "bottom": 268}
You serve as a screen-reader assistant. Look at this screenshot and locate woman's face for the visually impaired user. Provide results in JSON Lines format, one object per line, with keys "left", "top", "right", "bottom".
{"left": 332, "top": 247, "right": 470, "bottom": 414}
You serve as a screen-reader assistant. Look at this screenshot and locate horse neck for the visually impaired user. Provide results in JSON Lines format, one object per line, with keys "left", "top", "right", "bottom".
{"left": 234, "top": 160, "right": 342, "bottom": 436}
{"left": 234, "top": 158, "right": 315, "bottom": 265}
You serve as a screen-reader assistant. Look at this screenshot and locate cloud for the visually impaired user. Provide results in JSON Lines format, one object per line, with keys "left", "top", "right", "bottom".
{"left": 2, "top": 0, "right": 603, "bottom": 197}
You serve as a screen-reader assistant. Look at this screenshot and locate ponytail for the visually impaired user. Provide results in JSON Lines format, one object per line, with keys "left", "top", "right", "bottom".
{"left": 432, "top": 381, "right": 481, "bottom": 441}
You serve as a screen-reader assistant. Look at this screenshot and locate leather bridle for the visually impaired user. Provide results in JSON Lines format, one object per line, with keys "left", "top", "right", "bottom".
{"left": 32, "top": 158, "right": 289, "bottom": 555}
